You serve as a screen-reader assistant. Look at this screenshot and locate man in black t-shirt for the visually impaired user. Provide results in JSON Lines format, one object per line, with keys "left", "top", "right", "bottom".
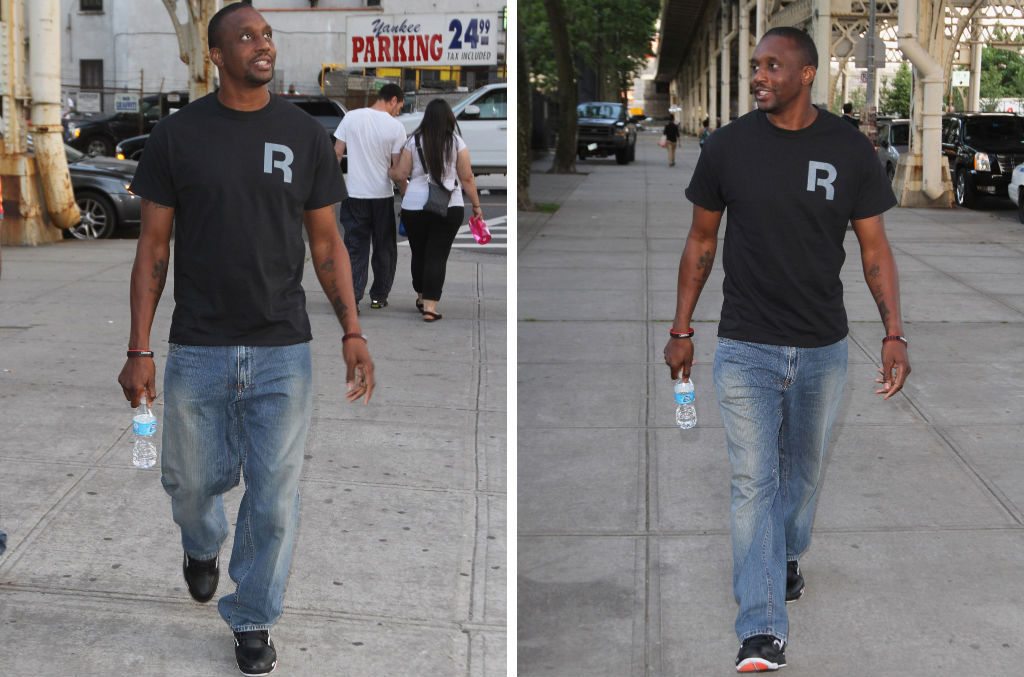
{"left": 117, "top": 4, "right": 373, "bottom": 675}
{"left": 664, "top": 28, "right": 910, "bottom": 673}
{"left": 663, "top": 115, "right": 681, "bottom": 166}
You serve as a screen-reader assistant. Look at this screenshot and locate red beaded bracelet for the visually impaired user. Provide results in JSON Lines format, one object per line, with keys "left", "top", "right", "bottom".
{"left": 669, "top": 327, "right": 695, "bottom": 339}
{"left": 882, "top": 335, "right": 908, "bottom": 345}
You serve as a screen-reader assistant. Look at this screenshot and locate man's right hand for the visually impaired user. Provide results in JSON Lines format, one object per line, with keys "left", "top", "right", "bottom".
{"left": 663, "top": 337, "right": 694, "bottom": 381}
{"left": 118, "top": 357, "right": 156, "bottom": 408}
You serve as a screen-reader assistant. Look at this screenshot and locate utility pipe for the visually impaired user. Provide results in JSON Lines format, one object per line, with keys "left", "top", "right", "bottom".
{"left": 897, "top": 0, "right": 945, "bottom": 200}
{"left": 29, "top": 0, "right": 80, "bottom": 229}
{"left": 720, "top": 2, "right": 738, "bottom": 125}
{"left": 737, "top": 0, "right": 755, "bottom": 115}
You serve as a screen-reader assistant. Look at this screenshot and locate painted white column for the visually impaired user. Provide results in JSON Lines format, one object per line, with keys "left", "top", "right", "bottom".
{"left": 29, "top": 0, "right": 80, "bottom": 230}
{"left": 811, "top": 0, "right": 832, "bottom": 107}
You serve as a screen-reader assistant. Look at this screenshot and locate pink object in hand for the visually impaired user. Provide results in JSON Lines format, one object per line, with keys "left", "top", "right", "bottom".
{"left": 469, "top": 215, "right": 491, "bottom": 245}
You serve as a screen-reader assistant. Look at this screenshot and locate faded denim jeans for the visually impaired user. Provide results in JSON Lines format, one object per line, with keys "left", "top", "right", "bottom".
{"left": 713, "top": 337, "right": 847, "bottom": 644}
{"left": 162, "top": 342, "right": 312, "bottom": 632}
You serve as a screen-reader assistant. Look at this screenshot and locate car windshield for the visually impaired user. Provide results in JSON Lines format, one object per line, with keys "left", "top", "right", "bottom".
{"left": 577, "top": 103, "right": 621, "bottom": 119}
{"left": 891, "top": 123, "right": 909, "bottom": 146}
{"left": 964, "top": 117, "right": 1024, "bottom": 144}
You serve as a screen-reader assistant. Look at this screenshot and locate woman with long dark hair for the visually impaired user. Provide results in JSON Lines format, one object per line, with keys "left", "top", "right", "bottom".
{"left": 390, "top": 99, "right": 483, "bottom": 322}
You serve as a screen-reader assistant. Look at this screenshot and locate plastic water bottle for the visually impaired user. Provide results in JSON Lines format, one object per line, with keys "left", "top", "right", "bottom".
{"left": 674, "top": 378, "right": 697, "bottom": 429}
{"left": 131, "top": 396, "right": 158, "bottom": 468}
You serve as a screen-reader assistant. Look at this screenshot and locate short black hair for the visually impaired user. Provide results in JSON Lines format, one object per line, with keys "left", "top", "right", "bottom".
{"left": 763, "top": 26, "right": 818, "bottom": 69}
{"left": 376, "top": 83, "right": 404, "bottom": 103}
{"left": 208, "top": 1, "right": 254, "bottom": 50}
{"left": 843, "top": 102, "right": 853, "bottom": 114}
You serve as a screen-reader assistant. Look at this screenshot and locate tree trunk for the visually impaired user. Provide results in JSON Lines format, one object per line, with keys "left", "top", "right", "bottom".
{"left": 542, "top": 0, "right": 577, "bottom": 174}
{"left": 162, "top": 0, "right": 220, "bottom": 101}
{"left": 517, "top": 13, "right": 536, "bottom": 211}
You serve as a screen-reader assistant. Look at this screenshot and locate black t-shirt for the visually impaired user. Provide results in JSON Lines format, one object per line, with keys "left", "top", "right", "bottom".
{"left": 663, "top": 122, "right": 680, "bottom": 142}
{"left": 684, "top": 107, "right": 897, "bottom": 347}
{"left": 130, "top": 93, "right": 347, "bottom": 346}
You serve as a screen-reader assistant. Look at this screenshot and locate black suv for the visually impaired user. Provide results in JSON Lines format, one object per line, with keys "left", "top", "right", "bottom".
{"left": 576, "top": 101, "right": 637, "bottom": 165}
{"left": 942, "top": 112, "right": 1024, "bottom": 208}
{"left": 63, "top": 91, "right": 189, "bottom": 156}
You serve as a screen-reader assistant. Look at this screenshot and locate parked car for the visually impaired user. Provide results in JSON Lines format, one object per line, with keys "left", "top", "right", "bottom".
{"left": 942, "top": 112, "right": 1024, "bottom": 208}
{"left": 115, "top": 94, "right": 348, "bottom": 170}
{"left": 60, "top": 144, "right": 141, "bottom": 239}
{"left": 115, "top": 133, "right": 148, "bottom": 161}
{"left": 876, "top": 118, "right": 909, "bottom": 182}
{"left": 576, "top": 101, "right": 637, "bottom": 165}
{"left": 63, "top": 91, "right": 189, "bottom": 157}
{"left": 398, "top": 82, "right": 507, "bottom": 175}
{"left": 1008, "top": 162, "right": 1024, "bottom": 223}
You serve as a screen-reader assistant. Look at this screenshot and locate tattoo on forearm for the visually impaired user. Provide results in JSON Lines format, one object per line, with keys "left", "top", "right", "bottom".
{"left": 148, "top": 257, "right": 167, "bottom": 297}
{"left": 318, "top": 256, "right": 336, "bottom": 274}
{"left": 692, "top": 249, "right": 714, "bottom": 285}
{"left": 866, "top": 264, "right": 891, "bottom": 325}
{"left": 322, "top": 277, "right": 349, "bottom": 320}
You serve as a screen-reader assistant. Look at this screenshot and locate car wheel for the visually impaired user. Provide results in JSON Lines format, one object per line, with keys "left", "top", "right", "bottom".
{"left": 69, "top": 191, "right": 117, "bottom": 239}
{"left": 615, "top": 148, "right": 628, "bottom": 165}
{"left": 83, "top": 136, "right": 114, "bottom": 156}
{"left": 886, "top": 163, "right": 895, "bottom": 182}
{"left": 628, "top": 141, "right": 636, "bottom": 162}
{"left": 577, "top": 149, "right": 587, "bottom": 161}
{"left": 1018, "top": 188, "right": 1024, "bottom": 224}
{"left": 955, "top": 168, "right": 976, "bottom": 208}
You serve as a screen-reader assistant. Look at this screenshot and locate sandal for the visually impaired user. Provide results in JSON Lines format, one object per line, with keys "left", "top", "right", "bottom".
{"left": 421, "top": 311, "right": 442, "bottom": 322}
{"left": 415, "top": 298, "right": 424, "bottom": 312}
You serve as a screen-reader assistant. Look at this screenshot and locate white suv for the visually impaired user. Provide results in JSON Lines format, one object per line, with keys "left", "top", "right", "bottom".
{"left": 398, "top": 83, "right": 507, "bottom": 176}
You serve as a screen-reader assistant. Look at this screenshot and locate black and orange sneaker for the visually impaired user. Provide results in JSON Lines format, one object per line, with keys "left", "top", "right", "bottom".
{"left": 736, "top": 635, "right": 786, "bottom": 672}
{"left": 786, "top": 560, "right": 804, "bottom": 603}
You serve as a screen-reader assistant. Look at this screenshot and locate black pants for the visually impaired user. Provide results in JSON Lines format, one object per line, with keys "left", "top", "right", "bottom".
{"left": 401, "top": 207, "right": 464, "bottom": 301}
{"left": 340, "top": 197, "right": 397, "bottom": 303}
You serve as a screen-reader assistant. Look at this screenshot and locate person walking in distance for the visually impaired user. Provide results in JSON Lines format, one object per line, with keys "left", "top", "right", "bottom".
{"left": 333, "top": 83, "right": 408, "bottom": 311}
{"left": 663, "top": 115, "right": 681, "bottom": 166}
{"left": 841, "top": 102, "right": 859, "bottom": 127}
{"left": 663, "top": 27, "right": 910, "bottom": 672}
{"left": 699, "top": 117, "right": 712, "bottom": 149}
{"left": 117, "top": 3, "right": 374, "bottom": 674}
{"left": 389, "top": 99, "right": 484, "bottom": 321}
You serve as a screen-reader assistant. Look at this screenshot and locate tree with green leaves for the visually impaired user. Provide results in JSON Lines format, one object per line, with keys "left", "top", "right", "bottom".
{"left": 880, "top": 62, "right": 911, "bottom": 118}
{"left": 522, "top": 0, "right": 659, "bottom": 173}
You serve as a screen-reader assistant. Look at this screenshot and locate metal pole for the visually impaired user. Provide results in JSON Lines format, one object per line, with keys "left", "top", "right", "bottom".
{"left": 866, "top": 0, "right": 876, "bottom": 109}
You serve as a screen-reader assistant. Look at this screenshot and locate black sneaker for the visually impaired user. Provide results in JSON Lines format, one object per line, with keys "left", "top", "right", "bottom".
{"left": 182, "top": 553, "right": 219, "bottom": 603}
{"left": 370, "top": 298, "right": 388, "bottom": 309}
{"left": 234, "top": 630, "right": 277, "bottom": 676}
{"left": 786, "top": 560, "right": 804, "bottom": 603}
{"left": 736, "top": 635, "right": 787, "bottom": 672}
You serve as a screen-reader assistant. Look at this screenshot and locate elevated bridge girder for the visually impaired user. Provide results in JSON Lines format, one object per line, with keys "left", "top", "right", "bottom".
{"left": 657, "top": 0, "right": 1024, "bottom": 206}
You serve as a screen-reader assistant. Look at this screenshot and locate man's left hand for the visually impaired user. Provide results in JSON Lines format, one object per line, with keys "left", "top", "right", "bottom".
{"left": 874, "top": 342, "right": 910, "bottom": 400}
{"left": 343, "top": 339, "right": 374, "bottom": 404}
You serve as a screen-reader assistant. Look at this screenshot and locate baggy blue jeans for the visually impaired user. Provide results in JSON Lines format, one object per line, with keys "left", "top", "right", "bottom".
{"left": 713, "top": 337, "right": 847, "bottom": 644}
{"left": 161, "top": 343, "right": 312, "bottom": 632}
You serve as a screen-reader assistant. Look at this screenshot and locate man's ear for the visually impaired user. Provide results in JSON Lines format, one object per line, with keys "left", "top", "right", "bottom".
{"left": 802, "top": 65, "right": 817, "bottom": 87}
{"left": 210, "top": 47, "right": 223, "bottom": 69}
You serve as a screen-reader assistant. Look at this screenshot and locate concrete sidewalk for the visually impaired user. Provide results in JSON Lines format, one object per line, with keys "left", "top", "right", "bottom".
{"left": 518, "top": 134, "right": 1024, "bottom": 676}
{"left": 0, "top": 233, "right": 506, "bottom": 675}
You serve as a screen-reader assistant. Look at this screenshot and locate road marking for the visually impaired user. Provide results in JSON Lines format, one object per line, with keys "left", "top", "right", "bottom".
{"left": 399, "top": 216, "right": 508, "bottom": 251}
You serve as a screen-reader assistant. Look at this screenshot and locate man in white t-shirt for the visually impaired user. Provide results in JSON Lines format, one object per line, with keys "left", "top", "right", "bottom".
{"left": 333, "top": 84, "right": 408, "bottom": 309}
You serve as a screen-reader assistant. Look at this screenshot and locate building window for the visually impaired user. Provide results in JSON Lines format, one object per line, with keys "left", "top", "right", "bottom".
{"left": 80, "top": 59, "right": 103, "bottom": 89}
{"left": 366, "top": 0, "right": 381, "bottom": 6}
{"left": 80, "top": 0, "right": 103, "bottom": 11}
{"left": 656, "top": 82, "right": 669, "bottom": 94}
